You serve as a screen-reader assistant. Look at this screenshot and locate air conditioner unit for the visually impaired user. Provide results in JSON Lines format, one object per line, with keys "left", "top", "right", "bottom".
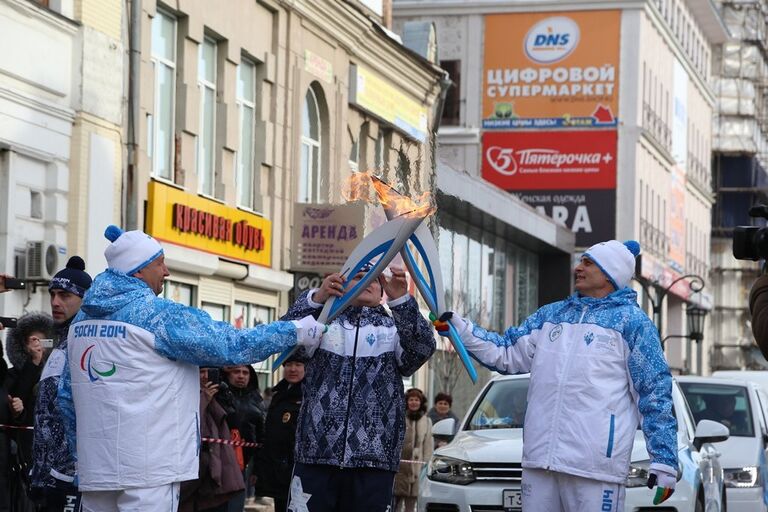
{"left": 26, "top": 241, "right": 64, "bottom": 280}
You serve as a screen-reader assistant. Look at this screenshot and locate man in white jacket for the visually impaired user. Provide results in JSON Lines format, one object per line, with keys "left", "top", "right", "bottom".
{"left": 435, "top": 240, "right": 678, "bottom": 512}
{"left": 59, "top": 226, "right": 325, "bottom": 512}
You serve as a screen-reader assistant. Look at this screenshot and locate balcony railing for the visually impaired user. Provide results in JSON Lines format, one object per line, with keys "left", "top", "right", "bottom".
{"left": 643, "top": 102, "right": 672, "bottom": 153}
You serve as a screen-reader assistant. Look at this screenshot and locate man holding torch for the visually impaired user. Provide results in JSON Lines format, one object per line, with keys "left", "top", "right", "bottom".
{"left": 281, "top": 264, "right": 435, "bottom": 512}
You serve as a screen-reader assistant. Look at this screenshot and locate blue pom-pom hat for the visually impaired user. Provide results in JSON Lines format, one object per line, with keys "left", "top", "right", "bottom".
{"left": 583, "top": 240, "right": 641, "bottom": 290}
{"left": 103, "top": 225, "right": 164, "bottom": 275}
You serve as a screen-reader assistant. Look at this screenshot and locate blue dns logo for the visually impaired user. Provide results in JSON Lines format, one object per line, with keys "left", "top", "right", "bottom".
{"left": 524, "top": 17, "right": 580, "bottom": 64}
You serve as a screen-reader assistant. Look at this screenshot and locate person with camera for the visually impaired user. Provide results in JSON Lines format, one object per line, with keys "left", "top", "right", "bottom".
{"left": 433, "top": 240, "right": 678, "bottom": 511}
{"left": 750, "top": 274, "right": 768, "bottom": 358}
{"left": 179, "top": 368, "right": 244, "bottom": 512}
{"left": 5, "top": 311, "right": 56, "bottom": 463}
{"left": 58, "top": 225, "right": 326, "bottom": 512}
{"left": 29, "top": 256, "right": 92, "bottom": 512}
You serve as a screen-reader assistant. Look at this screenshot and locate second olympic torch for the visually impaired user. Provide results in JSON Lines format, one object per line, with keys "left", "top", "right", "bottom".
{"left": 372, "top": 177, "right": 478, "bottom": 383}
{"left": 273, "top": 205, "right": 431, "bottom": 369}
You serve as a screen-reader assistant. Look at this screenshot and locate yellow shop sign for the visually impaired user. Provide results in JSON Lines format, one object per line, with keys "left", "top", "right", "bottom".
{"left": 146, "top": 181, "right": 271, "bottom": 267}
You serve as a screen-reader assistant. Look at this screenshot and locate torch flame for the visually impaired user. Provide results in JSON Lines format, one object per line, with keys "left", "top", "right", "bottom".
{"left": 341, "top": 171, "right": 435, "bottom": 218}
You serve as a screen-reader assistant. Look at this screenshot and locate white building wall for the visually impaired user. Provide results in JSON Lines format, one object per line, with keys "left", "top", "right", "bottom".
{"left": 0, "top": 1, "right": 78, "bottom": 321}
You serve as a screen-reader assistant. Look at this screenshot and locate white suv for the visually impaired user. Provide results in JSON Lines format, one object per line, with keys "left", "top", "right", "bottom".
{"left": 678, "top": 376, "right": 768, "bottom": 511}
{"left": 420, "top": 374, "right": 728, "bottom": 512}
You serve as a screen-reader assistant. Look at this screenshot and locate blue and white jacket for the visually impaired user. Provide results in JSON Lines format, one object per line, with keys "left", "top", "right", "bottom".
{"left": 458, "top": 287, "right": 677, "bottom": 484}
{"left": 58, "top": 269, "right": 302, "bottom": 491}
{"left": 282, "top": 290, "right": 435, "bottom": 472}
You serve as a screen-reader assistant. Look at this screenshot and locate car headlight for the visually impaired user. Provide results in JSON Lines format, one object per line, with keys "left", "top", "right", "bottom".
{"left": 626, "top": 459, "right": 650, "bottom": 488}
{"left": 427, "top": 455, "right": 476, "bottom": 485}
{"left": 724, "top": 467, "right": 760, "bottom": 488}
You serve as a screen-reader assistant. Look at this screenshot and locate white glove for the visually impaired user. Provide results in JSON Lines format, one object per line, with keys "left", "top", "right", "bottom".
{"left": 432, "top": 311, "right": 470, "bottom": 337}
{"left": 648, "top": 467, "right": 676, "bottom": 505}
{"left": 292, "top": 315, "right": 326, "bottom": 358}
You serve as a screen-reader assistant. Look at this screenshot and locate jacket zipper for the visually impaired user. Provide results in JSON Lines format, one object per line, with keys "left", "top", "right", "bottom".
{"left": 546, "top": 304, "right": 588, "bottom": 469}
{"left": 340, "top": 312, "right": 362, "bottom": 465}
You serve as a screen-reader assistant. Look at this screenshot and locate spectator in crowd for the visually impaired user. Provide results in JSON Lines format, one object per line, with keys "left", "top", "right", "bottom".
{"left": 0, "top": 274, "right": 18, "bottom": 511}
{"left": 1, "top": 335, "right": 11, "bottom": 512}
{"left": 30, "top": 255, "right": 92, "bottom": 511}
{"left": 254, "top": 356, "right": 305, "bottom": 512}
{"left": 180, "top": 368, "right": 244, "bottom": 512}
{"left": 59, "top": 225, "right": 325, "bottom": 511}
{"left": 221, "top": 364, "right": 265, "bottom": 511}
{"left": 427, "top": 392, "right": 459, "bottom": 448}
{"left": 6, "top": 311, "right": 55, "bottom": 461}
{"left": 394, "top": 388, "right": 433, "bottom": 512}
{"left": 281, "top": 265, "right": 435, "bottom": 511}
{"left": 261, "top": 386, "right": 274, "bottom": 410}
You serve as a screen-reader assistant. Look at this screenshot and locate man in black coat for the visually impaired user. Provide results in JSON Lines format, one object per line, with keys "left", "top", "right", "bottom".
{"left": 255, "top": 357, "right": 305, "bottom": 512}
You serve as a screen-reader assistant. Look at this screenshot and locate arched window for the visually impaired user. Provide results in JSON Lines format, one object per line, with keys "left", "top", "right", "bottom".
{"left": 299, "top": 85, "right": 324, "bottom": 203}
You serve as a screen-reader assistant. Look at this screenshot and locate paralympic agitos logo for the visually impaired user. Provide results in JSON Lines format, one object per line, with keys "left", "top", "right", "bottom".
{"left": 80, "top": 345, "right": 117, "bottom": 382}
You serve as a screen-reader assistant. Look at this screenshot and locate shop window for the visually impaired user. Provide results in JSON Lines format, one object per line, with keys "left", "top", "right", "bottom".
{"left": 164, "top": 281, "right": 195, "bottom": 307}
{"left": 202, "top": 302, "right": 228, "bottom": 322}
{"left": 237, "top": 59, "right": 259, "bottom": 210}
{"left": 150, "top": 10, "right": 177, "bottom": 181}
{"left": 198, "top": 37, "right": 218, "bottom": 197}
{"left": 299, "top": 84, "right": 325, "bottom": 203}
{"left": 233, "top": 302, "right": 275, "bottom": 390}
{"left": 440, "top": 60, "right": 461, "bottom": 126}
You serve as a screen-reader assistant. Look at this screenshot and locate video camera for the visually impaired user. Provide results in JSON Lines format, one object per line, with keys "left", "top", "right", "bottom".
{"left": 734, "top": 205, "right": 768, "bottom": 260}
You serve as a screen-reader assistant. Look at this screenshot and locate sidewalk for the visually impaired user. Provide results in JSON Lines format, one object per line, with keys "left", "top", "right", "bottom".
{"left": 244, "top": 497, "right": 274, "bottom": 512}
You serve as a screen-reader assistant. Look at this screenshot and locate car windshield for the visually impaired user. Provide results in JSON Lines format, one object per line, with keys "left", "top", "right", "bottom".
{"left": 679, "top": 382, "right": 754, "bottom": 437}
{"left": 467, "top": 378, "right": 529, "bottom": 430}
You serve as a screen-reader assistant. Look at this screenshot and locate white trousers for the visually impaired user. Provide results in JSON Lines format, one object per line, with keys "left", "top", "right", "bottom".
{"left": 81, "top": 482, "right": 180, "bottom": 512}
{"left": 521, "top": 468, "right": 625, "bottom": 512}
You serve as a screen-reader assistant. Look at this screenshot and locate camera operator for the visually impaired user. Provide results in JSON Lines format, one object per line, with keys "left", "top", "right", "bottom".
{"left": 734, "top": 205, "right": 768, "bottom": 359}
{"left": 750, "top": 276, "right": 768, "bottom": 358}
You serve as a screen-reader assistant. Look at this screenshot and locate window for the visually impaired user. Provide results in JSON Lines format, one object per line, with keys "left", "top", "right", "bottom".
{"left": 299, "top": 85, "right": 323, "bottom": 203}
{"left": 202, "top": 302, "right": 228, "bottom": 322}
{"left": 440, "top": 60, "right": 461, "bottom": 126}
{"left": 164, "top": 281, "right": 195, "bottom": 306}
{"left": 374, "top": 129, "right": 388, "bottom": 173}
{"left": 198, "top": 37, "right": 217, "bottom": 196}
{"left": 233, "top": 302, "right": 275, "bottom": 390}
{"left": 348, "top": 127, "right": 359, "bottom": 173}
{"left": 237, "top": 60, "right": 257, "bottom": 209}
{"left": 151, "top": 11, "right": 177, "bottom": 181}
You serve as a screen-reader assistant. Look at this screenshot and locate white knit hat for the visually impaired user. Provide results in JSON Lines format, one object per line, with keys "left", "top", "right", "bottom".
{"left": 104, "top": 225, "right": 164, "bottom": 275}
{"left": 583, "top": 240, "right": 641, "bottom": 291}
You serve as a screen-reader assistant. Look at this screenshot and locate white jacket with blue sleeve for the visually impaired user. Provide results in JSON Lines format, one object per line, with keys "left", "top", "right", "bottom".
{"left": 456, "top": 287, "right": 677, "bottom": 484}
{"left": 58, "top": 269, "right": 304, "bottom": 491}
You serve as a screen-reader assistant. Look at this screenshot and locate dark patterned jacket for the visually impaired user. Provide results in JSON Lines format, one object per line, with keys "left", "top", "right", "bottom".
{"left": 30, "top": 320, "right": 77, "bottom": 491}
{"left": 282, "top": 290, "right": 435, "bottom": 472}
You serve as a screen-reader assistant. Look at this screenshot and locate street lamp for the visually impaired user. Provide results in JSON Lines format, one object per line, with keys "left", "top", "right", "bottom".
{"left": 686, "top": 305, "right": 707, "bottom": 342}
{"left": 633, "top": 273, "right": 706, "bottom": 339}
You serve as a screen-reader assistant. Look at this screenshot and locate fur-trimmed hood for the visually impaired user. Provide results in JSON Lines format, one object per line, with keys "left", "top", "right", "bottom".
{"left": 6, "top": 312, "right": 55, "bottom": 368}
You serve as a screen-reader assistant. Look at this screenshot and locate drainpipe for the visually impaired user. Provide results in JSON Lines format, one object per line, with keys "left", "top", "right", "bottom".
{"left": 125, "top": 0, "right": 141, "bottom": 230}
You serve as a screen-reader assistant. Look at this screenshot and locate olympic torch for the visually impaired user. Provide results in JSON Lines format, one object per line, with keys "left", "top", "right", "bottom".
{"left": 273, "top": 204, "right": 431, "bottom": 369}
{"left": 371, "top": 177, "right": 478, "bottom": 383}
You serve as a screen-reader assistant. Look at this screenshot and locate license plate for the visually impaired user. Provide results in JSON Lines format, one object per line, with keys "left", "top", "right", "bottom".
{"left": 503, "top": 489, "right": 522, "bottom": 511}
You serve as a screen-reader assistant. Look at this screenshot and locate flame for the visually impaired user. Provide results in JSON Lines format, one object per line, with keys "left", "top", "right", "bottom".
{"left": 341, "top": 171, "right": 435, "bottom": 218}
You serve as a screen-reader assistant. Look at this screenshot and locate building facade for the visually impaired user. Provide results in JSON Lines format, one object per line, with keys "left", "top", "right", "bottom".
{"left": 127, "top": 0, "right": 444, "bottom": 388}
{"left": 711, "top": 0, "right": 768, "bottom": 370}
{"left": 394, "top": 0, "right": 726, "bottom": 393}
{"left": 0, "top": 0, "right": 124, "bottom": 321}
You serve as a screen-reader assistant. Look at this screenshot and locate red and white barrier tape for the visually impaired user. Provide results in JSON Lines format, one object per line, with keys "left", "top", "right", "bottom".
{"left": 201, "top": 436, "right": 260, "bottom": 448}
{"left": 0, "top": 424, "right": 34, "bottom": 431}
